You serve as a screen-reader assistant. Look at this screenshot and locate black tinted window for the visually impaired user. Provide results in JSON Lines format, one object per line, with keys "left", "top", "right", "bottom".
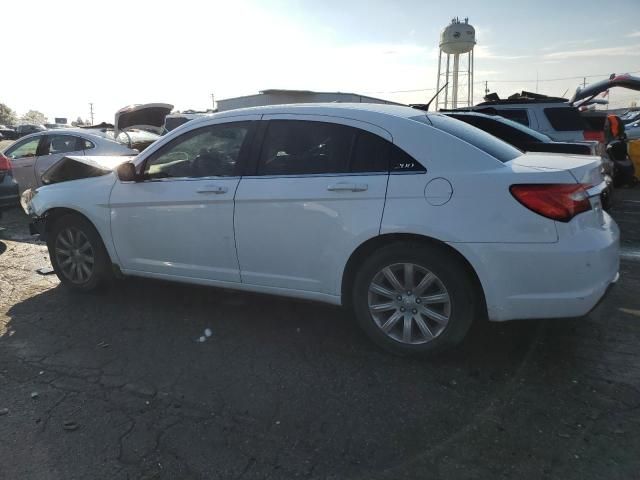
{"left": 430, "top": 114, "right": 522, "bottom": 163}
{"left": 259, "top": 121, "right": 353, "bottom": 175}
{"left": 258, "top": 120, "right": 423, "bottom": 175}
{"left": 350, "top": 130, "right": 389, "bottom": 173}
{"left": 496, "top": 109, "right": 529, "bottom": 126}
{"left": 544, "top": 107, "right": 586, "bottom": 131}
{"left": 144, "top": 122, "right": 250, "bottom": 179}
{"left": 451, "top": 115, "right": 535, "bottom": 147}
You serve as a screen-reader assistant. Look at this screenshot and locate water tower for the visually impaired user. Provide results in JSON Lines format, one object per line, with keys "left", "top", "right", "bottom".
{"left": 435, "top": 17, "right": 476, "bottom": 110}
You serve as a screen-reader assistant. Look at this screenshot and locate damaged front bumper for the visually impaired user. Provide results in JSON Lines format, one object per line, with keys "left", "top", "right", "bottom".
{"left": 29, "top": 216, "right": 47, "bottom": 241}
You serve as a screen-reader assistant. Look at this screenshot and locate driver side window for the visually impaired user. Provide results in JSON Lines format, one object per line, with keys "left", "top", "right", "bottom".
{"left": 143, "top": 122, "right": 250, "bottom": 179}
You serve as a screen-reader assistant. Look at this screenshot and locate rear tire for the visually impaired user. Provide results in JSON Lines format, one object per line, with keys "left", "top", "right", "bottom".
{"left": 352, "top": 242, "right": 478, "bottom": 357}
{"left": 47, "top": 214, "right": 113, "bottom": 292}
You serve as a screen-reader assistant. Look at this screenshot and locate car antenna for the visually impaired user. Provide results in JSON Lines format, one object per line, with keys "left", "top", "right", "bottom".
{"left": 424, "top": 82, "right": 449, "bottom": 111}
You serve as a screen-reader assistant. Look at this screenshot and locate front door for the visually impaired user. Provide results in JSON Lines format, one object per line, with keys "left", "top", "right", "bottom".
{"left": 109, "top": 118, "right": 258, "bottom": 283}
{"left": 234, "top": 116, "right": 391, "bottom": 295}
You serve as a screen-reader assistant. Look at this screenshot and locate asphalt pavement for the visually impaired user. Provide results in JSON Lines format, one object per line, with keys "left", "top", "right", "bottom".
{"left": 1, "top": 188, "right": 639, "bottom": 480}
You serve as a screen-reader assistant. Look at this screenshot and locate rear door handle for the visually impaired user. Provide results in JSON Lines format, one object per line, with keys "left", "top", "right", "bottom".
{"left": 196, "top": 185, "right": 228, "bottom": 194}
{"left": 327, "top": 182, "right": 368, "bottom": 192}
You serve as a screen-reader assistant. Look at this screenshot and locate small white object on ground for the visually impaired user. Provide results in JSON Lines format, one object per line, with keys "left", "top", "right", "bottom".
{"left": 31, "top": 392, "right": 39, "bottom": 399}
{"left": 204, "top": 328, "right": 212, "bottom": 337}
{"left": 197, "top": 336, "right": 206, "bottom": 343}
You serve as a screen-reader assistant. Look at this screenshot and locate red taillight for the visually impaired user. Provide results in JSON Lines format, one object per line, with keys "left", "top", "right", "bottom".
{"left": 0, "top": 153, "right": 11, "bottom": 172}
{"left": 510, "top": 184, "right": 591, "bottom": 222}
{"left": 583, "top": 130, "right": 604, "bottom": 142}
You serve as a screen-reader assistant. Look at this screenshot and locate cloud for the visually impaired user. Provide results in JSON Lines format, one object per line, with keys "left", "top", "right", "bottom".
{"left": 474, "top": 45, "right": 528, "bottom": 60}
{"left": 627, "top": 31, "right": 640, "bottom": 38}
{"left": 543, "top": 44, "right": 640, "bottom": 59}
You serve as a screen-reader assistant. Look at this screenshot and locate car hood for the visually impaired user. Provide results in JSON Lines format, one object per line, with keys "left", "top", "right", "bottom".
{"left": 114, "top": 103, "right": 173, "bottom": 136}
{"left": 570, "top": 73, "right": 640, "bottom": 105}
{"left": 41, "top": 155, "right": 136, "bottom": 185}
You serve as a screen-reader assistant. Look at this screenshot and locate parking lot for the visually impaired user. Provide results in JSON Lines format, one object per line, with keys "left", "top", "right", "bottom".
{"left": 0, "top": 189, "right": 639, "bottom": 479}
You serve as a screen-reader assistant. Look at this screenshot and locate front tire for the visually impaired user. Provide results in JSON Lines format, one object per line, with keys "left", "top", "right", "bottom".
{"left": 352, "top": 242, "right": 479, "bottom": 357}
{"left": 47, "top": 214, "right": 112, "bottom": 291}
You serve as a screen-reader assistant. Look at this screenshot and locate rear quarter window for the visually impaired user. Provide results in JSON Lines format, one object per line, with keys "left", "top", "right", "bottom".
{"left": 429, "top": 114, "right": 522, "bottom": 163}
{"left": 544, "top": 107, "right": 586, "bottom": 131}
{"left": 495, "top": 109, "right": 529, "bottom": 126}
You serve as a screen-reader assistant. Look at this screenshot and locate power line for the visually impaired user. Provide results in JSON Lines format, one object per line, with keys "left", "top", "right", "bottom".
{"left": 364, "top": 69, "right": 640, "bottom": 95}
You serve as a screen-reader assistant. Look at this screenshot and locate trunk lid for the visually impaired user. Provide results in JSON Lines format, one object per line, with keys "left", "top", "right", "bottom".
{"left": 114, "top": 103, "right": 173, "bottom": 136}
{"left": 510, "top": 152, "right": 603, "bottom": 186}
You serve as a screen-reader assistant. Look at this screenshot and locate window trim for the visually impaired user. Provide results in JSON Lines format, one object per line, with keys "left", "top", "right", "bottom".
{"left": 137, "top": 121, "right": 256, "bottom": 182}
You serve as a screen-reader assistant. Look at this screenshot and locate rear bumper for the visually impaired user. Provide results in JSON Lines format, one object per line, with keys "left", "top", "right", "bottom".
{"left": 0, "top": 177, "right": 19, "bottom": 210}
{"left": 450, "top": 213, "right": 620, "bottom": 322}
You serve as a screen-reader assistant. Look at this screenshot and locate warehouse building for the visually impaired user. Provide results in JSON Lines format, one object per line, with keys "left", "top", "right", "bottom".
{"left": 216, "top": 89, "right": 400, "bottom": 112}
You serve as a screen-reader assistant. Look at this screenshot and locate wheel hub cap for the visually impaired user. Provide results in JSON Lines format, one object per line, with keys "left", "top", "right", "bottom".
{"left": 54, "top": 227, "right": 95, "bottom": 284}
{"left": 367, "top": 263, "right": 451, "bottom": 345}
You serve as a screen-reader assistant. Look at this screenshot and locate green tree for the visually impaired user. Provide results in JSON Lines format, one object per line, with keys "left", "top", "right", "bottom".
{"left": 21, "top": 110, "right": 47, "bottom": 125}
{"left": 0, "top": 103, "right": 17, "bottom": 126}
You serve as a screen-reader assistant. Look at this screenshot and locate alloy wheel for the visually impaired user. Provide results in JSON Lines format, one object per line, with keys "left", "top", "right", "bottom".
{"left": 55, "top": 227, "right": 95, "bottom": 284}
{"left": 368, "top": 263, "right": 451, "bottom": 345}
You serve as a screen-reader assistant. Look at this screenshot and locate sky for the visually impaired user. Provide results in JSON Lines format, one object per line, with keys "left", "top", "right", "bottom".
{"left": 2, "top": 0, "right": 640, "bottom": 124}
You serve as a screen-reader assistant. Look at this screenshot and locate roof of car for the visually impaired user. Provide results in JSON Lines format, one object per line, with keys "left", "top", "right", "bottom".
{"left": 187, "top": 103, "right": 430, "bottom": 127}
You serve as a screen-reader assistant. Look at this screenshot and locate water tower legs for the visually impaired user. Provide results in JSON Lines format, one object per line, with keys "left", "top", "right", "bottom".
{"left": 452, "top": 53, "right": 460, "bottom": 108}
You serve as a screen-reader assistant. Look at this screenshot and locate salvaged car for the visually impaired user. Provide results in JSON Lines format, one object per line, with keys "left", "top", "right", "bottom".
{"left": 3, "top": 104, "right": 171, "bottom": 194}
{"left": 22, "top": 103, "right": 619, "bottom": 356}
{"left": 0, "top": 151, "right": 19, "bottom": 217}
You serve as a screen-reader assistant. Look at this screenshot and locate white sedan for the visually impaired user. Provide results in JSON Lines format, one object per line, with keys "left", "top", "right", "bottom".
{"left": 22, "top": 103, "right": 619, "bottom": 356}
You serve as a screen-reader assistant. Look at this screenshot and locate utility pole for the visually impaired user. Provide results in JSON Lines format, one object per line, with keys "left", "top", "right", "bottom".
{"left": 583, "top": 77, "right": 587, "bottom": 88}
{"left": 536, "top": 71, "right": 539, "bottom": 93}
{"left": 484, "top": 81, "right": 489, "bottom": 95}
{"left": 211, "top": 93, "right": 215, "bottom": 111}
{"left": 89, "top": 102, "right": 94, "bottom": 125}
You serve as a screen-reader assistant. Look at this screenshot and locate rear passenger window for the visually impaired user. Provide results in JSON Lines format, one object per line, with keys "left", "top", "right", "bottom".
{"left": 257, "top": 120, "right": 425, "bottom": 175}
{"left": 544, "top": 107, "right": 586, "bottom": 131}
{"left": 259, "top": 121, "right": 353, "bottom": 175}
{"left": 350, "top": 130, "right": 389, "bottom": 173}
{"left": 496, "top": 109, "right": 529, "bottom": 126}
{"left": 82, "top": 139, "right": 95, "bottom": 150}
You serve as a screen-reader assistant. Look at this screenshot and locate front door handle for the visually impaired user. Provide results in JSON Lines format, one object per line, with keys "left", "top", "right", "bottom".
{"left": 327, "top": 182, "right": 368, "bottom": 192}
{"left": 197, "top": 185, "right": 228, "bottom": 194}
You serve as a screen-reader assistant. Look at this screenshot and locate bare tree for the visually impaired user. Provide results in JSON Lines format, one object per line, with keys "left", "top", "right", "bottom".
{"left": 0, "top": 103, "right": 17, "bottom": 126}
{"left": 21, "top": 110, "right": 47, "bottom": 125}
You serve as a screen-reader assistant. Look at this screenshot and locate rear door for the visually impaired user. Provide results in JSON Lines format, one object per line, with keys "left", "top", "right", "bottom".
{"left": 233, "top": 116, "right": 390, "bottom": 295}
{"left": 34, "top": 134, "right": 85, "bottom": 186}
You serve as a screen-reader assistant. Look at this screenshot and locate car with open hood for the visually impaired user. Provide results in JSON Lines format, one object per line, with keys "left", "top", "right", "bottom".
{"left": 3, "top": 103, "right": 172, "bottom": 194}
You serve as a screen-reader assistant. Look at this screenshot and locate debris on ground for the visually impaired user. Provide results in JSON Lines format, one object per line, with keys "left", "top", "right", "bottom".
{"left": 0, "top": 408, "right": 8, "bottom": 416}
{"left": 30, "top": 392, "right": 39, "bottom": 399}
{"left": 36, "top": 267, "right": 55, "bottom": 276}
{"left": 63, "top": 421, "right": 79, "bottom": 431}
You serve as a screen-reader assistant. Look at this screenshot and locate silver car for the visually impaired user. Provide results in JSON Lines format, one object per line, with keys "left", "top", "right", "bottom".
{"left": 3, "top": 128, "right": 159, "bottom": 194}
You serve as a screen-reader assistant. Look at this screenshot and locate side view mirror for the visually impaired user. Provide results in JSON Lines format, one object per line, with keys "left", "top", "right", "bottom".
{"left": 116, "top": 162, "right": 138, "bottom": 182}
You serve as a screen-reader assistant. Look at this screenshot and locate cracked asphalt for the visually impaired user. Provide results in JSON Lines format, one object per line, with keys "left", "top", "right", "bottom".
{"left": 1, "top": 188, "right": 640, "bottom": 480}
